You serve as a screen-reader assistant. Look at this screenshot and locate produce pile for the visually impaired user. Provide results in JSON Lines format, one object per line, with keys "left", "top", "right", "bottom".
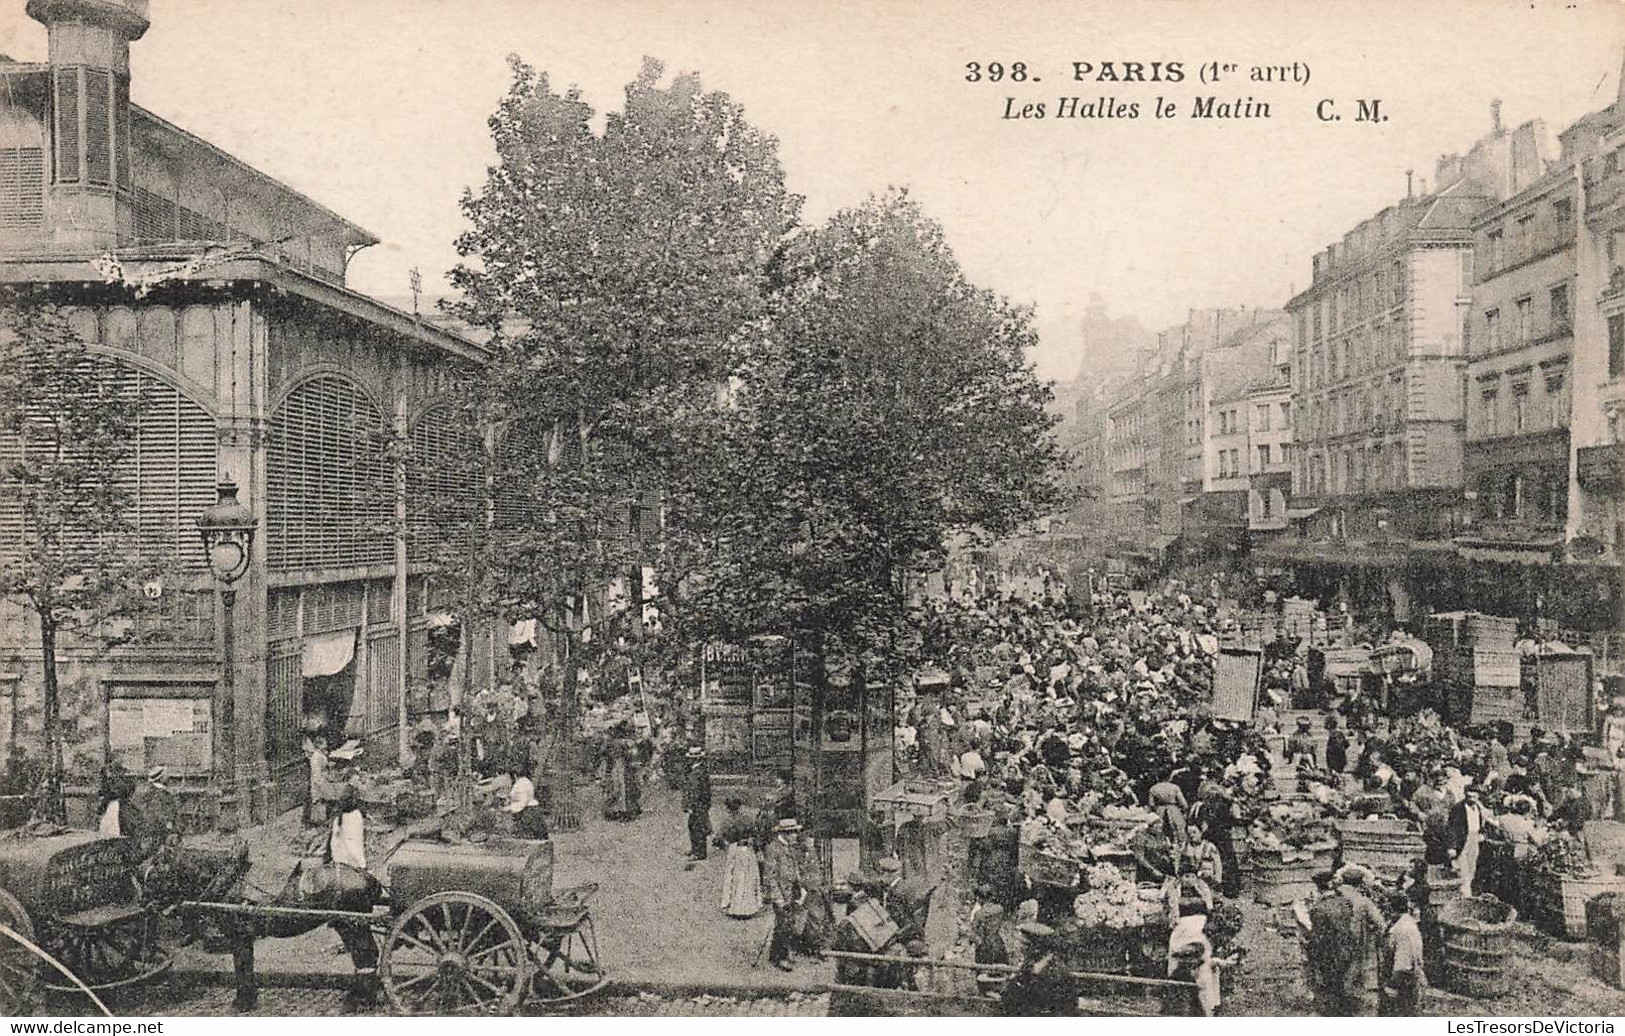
{"left": 1248, "top": 800, "right": 1336, "bottom": 854}
{"left": 1071, "top": 862, "right": 1159, "bottom": 928}
{"left": 1530, "top": 836, "right": 1596, "bottom": 879}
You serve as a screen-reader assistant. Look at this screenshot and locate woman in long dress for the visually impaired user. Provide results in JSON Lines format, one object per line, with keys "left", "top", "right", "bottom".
{"left": 716, "top": 798, "right": 763, "bottom": 918}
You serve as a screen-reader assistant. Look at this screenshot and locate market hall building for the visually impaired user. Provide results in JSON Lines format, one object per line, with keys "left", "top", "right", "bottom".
{"left": 0, "top": 0, "right": 499, "bottom": 825}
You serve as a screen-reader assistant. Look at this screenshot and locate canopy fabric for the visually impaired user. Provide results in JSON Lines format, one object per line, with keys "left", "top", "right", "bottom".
{"left": 301, "top": 630, "right": 356, "bottom": 678}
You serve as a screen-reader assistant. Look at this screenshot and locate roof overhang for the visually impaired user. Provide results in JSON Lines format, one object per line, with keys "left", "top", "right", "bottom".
{"left": 0, "top": 250, "right": 489, "bottom": 363}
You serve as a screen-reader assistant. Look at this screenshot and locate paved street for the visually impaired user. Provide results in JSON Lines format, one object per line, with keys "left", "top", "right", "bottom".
{"left": 78, "top": 983, "right": 828, "bottom": 1018}
{"left": 160, "top": 777, "right": 830, "bottom": 994}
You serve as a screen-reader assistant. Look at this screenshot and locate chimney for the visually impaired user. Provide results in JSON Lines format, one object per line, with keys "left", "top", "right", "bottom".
{"left": 1491, "top": 98, "right": 1503, "bottom": 135}
{"left": 1406, "top": 169, "right": 1414, "bottom": 198}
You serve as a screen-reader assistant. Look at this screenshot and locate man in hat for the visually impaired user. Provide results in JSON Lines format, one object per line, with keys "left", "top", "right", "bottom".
{"left": 1286, "top": 716, "right": 1318, "bottom": 771}
{"left": 127, "top": 765, "right": 178, "bottom": 860}
{"left": 505, "top": 776, "right": 549, "bottom": 841}
{"left": 1381, "top": 890, "right": 1426, "bottom": 1016}
{"left": 682, "top": 746, "right": 712, "bottom": 864}
{"left": 762, "top": 817, "right": 804, "bottom": 971}
{"left": 1332, "top": 864, "right": 1387, "bottom": 1016}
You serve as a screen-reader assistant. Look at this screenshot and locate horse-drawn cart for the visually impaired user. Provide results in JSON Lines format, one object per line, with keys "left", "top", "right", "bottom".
{"left": 379, "top": 836, "right": 606, "bottom": 1013}
{"left": 174, "top": 833, "right": 607, "bottom": 1015}
{"left": 0, "top": 833, "right": 173, "bottom": 1012}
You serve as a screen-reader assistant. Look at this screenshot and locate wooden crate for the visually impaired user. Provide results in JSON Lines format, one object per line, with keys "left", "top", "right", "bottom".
{"left": 1533, "top": 872, "right": 1625, "bottom": 940}
{"left": 1536, "top": 652, "right": 1595, "bottom": 734}
{"left": 1462, "top": 613, "right": 1519, "bottom": 650}
{"left": 1465, "top": 649, "right": 1521, "bottom": 688}
{"left": 1018, "top": 843, "right": 1079, "bottom": 887}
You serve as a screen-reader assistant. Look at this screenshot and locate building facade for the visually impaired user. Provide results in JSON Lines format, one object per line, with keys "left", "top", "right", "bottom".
{"left": 1274, "top": 113, "right": 1548, "bottom": 620}
{"left": 1246, "top": 339, "right": 1294, "bottom": 537}
{"left": 0, "top": 0, "right": 502, "bottom": 822}
{"left": 1461, "top": 121, "right": 1571, "bottom": 568}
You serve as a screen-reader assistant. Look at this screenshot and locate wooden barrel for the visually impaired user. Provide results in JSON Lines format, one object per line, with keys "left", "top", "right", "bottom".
{"left": 1249, "top": 842, "right": 1336, "bottom": 905}
{"left": 1420, "top": 865, "right": 1463, "bottom": 983}
{"left": 1438, "top": 894, "right": 1517, "bottom": 999}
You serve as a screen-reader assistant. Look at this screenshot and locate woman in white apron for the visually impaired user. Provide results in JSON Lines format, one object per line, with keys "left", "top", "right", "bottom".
{"left": 716, "top": 798, "right": 763, "bottom": 918}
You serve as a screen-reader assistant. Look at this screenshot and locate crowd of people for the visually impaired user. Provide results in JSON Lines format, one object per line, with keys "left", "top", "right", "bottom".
{"left": 883, "top": 565, "right": 1622, "bottom": 1016}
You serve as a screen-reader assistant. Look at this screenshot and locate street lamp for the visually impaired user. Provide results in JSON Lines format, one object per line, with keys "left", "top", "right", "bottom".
{"left": 197, "top": 479, "right": 257, "bottom": 824}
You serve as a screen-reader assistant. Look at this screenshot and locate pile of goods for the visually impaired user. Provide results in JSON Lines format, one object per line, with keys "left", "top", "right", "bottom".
{"left": 1071, "top": 863, "right": 1159, "bottom": 928}
{"left": 1248, "top": 800, "right": 1336, "bottom": 855}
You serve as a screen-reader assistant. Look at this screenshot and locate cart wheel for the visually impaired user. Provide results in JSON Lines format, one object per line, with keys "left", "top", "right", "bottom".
{"left": 0, "top": 889, "right": 40, "bottom": 1014}
{"left": 530, "top": 914, "right": 609, "bottom": 1005}
{"left": 40, "top": 910, "right": 169, "bottom": 992}
{"left": 382, "top": 892, "right": 529, "bottom": 1016}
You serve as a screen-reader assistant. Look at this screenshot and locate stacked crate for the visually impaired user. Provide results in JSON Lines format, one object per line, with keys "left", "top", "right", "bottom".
{"left": 1440, "top": 613, "right": 1522, "bottom": 725}
{"left": 1282, "top": 598, "right": 1319, "bottom": 643}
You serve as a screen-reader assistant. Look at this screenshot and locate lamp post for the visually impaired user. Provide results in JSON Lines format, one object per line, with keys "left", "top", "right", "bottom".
{"left": 197, "top": 479, "right": 257, "bottom": 826}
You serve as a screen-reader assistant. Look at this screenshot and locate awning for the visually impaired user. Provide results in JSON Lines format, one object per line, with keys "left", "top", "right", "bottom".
{"left": 1178, "top": 496, "right": 1200, "bottom": 506}
{"left": 508, "top": 619, "right": 538, "bottom": 648}
{"left": 301, "top": 630, "right": 356, "bottom": 678}
{"left": 1150, "top": 534, "right": 1181, "bottom": 552}
{"left": 1286, "top": 506, "right": 1320, "bottom": 520}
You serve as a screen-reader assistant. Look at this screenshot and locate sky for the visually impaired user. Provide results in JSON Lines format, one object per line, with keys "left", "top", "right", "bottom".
{"left": 2, "top": 0, "right": 1622, "bottom": 382}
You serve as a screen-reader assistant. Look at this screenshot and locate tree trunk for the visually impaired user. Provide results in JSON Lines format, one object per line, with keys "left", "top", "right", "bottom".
{"left": 38, "top": 611, "right": 66, "bottom": 824}
{"left": 458, "top": 583, "right": 474, "bottom": 782}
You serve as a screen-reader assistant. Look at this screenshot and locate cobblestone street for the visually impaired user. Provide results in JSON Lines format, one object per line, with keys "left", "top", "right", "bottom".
{"left": 77, "top": 983, "right": 828, "bottom": 1018}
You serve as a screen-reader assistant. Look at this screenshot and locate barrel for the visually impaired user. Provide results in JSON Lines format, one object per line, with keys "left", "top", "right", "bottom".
{"left": 1419, "top": 864, "right": 1463, "bottom": 983}
{"left": 1438, "top": 893, "right": 1517, "bottom": 998}
{"left": 1249, "top": 841, "right": 1337, "bottom": 905}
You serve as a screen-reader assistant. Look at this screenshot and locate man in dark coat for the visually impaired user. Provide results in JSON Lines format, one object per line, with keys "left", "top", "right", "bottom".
{"left": 1325, "top": 715, "right": 1350, "bottom": 775}
{"left": 762, "top": 817, "right": 804, "bottom": 971}
{"left": 681, "top": 746, "right": 712, "bottom": 862}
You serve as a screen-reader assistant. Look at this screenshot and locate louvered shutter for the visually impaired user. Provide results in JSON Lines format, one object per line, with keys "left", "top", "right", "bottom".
{"left": 0, "top": 147, "right": 46, "bottom": 230}
{"left": 53, "top": 66, "right": 79, "bottom": 183}
{"left": 132, "top": 185, "right": 174, "bottom": 241}
{"left": 84, "top": 68, "right": 110, "bottom": 185}
{"left": 266, "top": 374, "right": 391, "bottom": 571}
{"left": 407, "top": 405, "right": 481, "bottom": 561}
{"left": 0, "top": 358, "right": 215, "bottom": 567}
{"left": 114, "top": 74, "right": 130, "bottom": 187}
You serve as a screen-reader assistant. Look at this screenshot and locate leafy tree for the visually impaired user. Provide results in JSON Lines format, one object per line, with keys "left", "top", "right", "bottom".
{"left": 0, "top": 300, "right": 154, "bottom": 821}
{"left": 445, "top": 56, "right": 801, "bottom": 755}
{"left": 664, "top": 190, "right": 1065, "bottom": 688}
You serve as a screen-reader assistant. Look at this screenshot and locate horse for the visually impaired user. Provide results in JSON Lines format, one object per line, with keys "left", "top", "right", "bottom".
{"left": 142, "top": 838, "right": 385, "bottom": 1011}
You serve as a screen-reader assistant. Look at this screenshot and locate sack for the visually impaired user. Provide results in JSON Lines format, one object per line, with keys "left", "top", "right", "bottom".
{"left": 1306, "top": 893, "right": 1356, "bottom": 977}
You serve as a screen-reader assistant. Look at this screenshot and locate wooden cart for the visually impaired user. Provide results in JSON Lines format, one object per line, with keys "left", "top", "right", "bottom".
{"left": 0, "top": 832, "right": 173, "bottom": 1012}
{"left": 378, "top": 836, "right": 608, "bottom": 1014}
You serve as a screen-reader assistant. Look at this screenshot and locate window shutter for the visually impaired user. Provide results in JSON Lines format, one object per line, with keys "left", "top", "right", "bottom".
{"left": 407, "top": 405, "right": 481, "bottom": 561}
{"left": 267, "top": 373, "right": 391, "bottom": 571}
{"left": 53, "top": 66, "right": 79, "bottom": 183}
{"left": 0, "top": 359, "right": 215, "bottom": 567}
{"left": 0, "top": 147, "right": 46, "bottom": 229}
{"left": 114, "top": 75, "right": 130, "bottom": 186}
{"left": 84, "top": 68, "right": 111, "bottom": 185}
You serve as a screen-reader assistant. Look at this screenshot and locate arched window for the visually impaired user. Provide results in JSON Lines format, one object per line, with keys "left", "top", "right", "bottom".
{"left": 266, "top": 373, "right": 391, "bottom": 571}
{"left": 0, "top": 356, "right": 216, "bottom": 566}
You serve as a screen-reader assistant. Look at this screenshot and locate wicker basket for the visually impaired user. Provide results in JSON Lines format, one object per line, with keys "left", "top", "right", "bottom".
{"left": 954, "top": 807, "right": 994, "bottom": 839}
{"left": 1438, "top": 894, "right": 1517, "bottom": 999}
{"left": 1336, "top": 817, "right": 1426, "bottom": 878}
{"left": 1248, "top": 840, "right": 1337, "bottom": 905}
